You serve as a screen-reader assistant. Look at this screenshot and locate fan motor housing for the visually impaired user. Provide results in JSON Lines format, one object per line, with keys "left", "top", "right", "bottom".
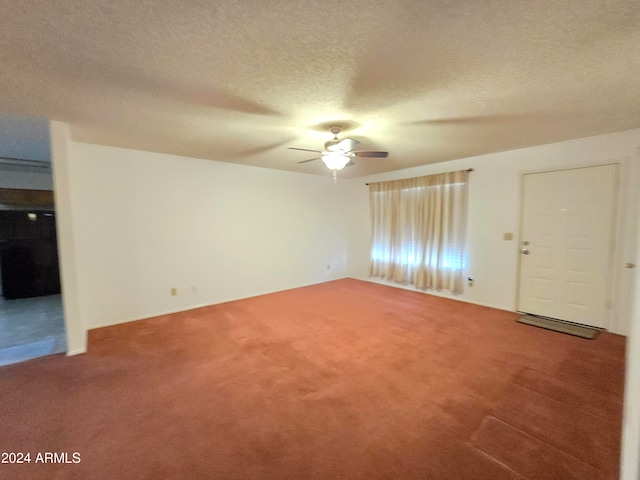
{"left": 325, "top": 139, "right": 341, "bottom": 150}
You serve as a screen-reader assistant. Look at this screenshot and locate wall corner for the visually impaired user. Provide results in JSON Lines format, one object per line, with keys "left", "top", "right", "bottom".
{"left": 49, "top": 121, "right": 87, "bottom": 355}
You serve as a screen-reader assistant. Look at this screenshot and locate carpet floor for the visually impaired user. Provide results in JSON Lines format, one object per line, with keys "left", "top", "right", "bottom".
{"left": 0, "top": 278, "right": 625, "bottom": 479}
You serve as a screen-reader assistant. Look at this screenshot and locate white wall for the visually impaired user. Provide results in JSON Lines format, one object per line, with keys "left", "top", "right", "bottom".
{"left": 347, "top": 128, "right": 640, "bottom": 335}
{"left": 50, "top": 121, "right": 86, "bottom": 354}
{"left": 64, "top": 141, "right": 352, "bottom": 329}
{"left": 621, "top": 205, "right": 640, "bottom": 479}
{"left": 53, "top": 127, "right": 640, "bottom": 337}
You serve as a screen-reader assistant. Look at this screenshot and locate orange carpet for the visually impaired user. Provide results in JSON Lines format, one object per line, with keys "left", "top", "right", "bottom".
{"left": 0, "top": 278, "right": 625, "bottom": 479}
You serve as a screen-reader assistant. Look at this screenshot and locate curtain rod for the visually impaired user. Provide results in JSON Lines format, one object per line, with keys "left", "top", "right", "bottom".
{"left": 365, "top": 168, "right": 473, "bottom": 186}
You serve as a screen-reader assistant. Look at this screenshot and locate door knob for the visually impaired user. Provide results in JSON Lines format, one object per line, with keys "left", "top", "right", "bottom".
{"left": 521, "top": 248, "right": 530, "bottom": 255}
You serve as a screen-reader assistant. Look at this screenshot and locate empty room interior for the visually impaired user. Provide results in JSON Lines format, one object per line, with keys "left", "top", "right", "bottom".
{"left": 1, "top": 1, "right": 640, "bottom": 479}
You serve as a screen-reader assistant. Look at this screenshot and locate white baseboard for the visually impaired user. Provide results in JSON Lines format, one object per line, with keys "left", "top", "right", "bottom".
{"left": 352, "top": 276, "right": 516, "bottom": 313}
{"left": 88, "top": 276, "right": 350, "bottom": 331}
{"left": 65, "top": 347, "right": 87, "bottom": 356}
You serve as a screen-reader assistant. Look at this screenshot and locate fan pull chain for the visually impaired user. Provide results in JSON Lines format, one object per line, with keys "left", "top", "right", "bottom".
{"left": 333, "top": 169, "right": 338, "bottom": 184}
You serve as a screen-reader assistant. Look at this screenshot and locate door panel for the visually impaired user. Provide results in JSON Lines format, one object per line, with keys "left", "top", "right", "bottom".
{"left": 518, "top": 165, "right": 617, "bottom": 328}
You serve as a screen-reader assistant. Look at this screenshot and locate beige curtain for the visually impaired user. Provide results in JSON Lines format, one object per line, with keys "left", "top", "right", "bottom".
{"left": 369, "top": 170, "right": 469, "bottom": 294}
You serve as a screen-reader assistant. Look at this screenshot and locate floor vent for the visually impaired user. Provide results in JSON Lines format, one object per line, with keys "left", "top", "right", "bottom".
{"left": 517, "top": 314, "right": 600, "bottom": 340}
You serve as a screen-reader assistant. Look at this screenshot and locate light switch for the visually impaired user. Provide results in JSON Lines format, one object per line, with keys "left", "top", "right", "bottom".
{"left": 503, "top": 232, "right": 514, "bottom": 241}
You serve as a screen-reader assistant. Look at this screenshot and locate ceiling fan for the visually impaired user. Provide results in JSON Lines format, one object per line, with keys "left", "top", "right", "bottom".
{"left": 288, "top": 125, "right": 388, "bottom": 174}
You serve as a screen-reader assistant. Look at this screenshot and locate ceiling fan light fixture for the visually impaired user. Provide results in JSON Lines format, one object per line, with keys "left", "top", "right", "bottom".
{"left": 321, "top": 152, "right": 350, "bottom": 170}
{"left": 324, "top": 140, "right": 341, "bottom": 151}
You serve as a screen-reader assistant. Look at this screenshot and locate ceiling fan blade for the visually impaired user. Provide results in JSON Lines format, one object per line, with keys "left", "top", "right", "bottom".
{"left": 345, "top": 160, "right": 355, "bottom": 167}
{"left": 298, "top": 158, "right": 321, "bottom": 164}
{"left": 336, "top": 138, "right": 359, "bottom": 152}
{"left": 353, "top": 151, "right": 388, "bottom": 158}
{"left": 288, "top": 147, "right": 323, "bottom": 153}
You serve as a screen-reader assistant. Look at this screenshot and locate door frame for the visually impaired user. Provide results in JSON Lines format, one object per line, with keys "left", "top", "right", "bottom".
{"left": 515, "top": 163, "right": 621, "bottom": 330}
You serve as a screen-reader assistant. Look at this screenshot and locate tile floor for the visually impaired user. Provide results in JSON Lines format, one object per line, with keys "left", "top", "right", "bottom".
{"left": 0, "top": 294, "right": 66, "bottom": 366}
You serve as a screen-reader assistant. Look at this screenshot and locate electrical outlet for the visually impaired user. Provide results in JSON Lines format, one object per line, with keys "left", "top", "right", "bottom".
{"left": 467, "top": 276, "right": 474, "bottom": 287}
{"left": 327, "top": 265, "right": 331, "bottom": 270}
{"left": 170, "top": 288, "right": 177, "bottom": 296}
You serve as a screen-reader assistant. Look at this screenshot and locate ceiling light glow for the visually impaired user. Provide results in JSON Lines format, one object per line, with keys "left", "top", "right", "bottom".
{"left": 321, "top": 152, "right": 350, "bottom": 170}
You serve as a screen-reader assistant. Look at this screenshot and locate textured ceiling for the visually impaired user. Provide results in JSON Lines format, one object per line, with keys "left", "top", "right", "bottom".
{"left": 1, "top": 0, "right": 639, "bottom": 178}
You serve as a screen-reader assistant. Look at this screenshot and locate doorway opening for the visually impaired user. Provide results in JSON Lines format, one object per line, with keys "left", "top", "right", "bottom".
{"left": 0, "top": 206, "right": 66, "bottom": 366}
{"left": 0, "top": 113, "right": 66, "bottom": 366}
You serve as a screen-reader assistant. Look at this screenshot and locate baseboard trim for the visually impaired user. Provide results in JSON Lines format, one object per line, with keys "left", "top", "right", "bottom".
{"left": 88, "top": 277, "right": 350, "bottom": 331}
{"left": 65, "top": 347, "right": 87, "bottom": 356}
{"left": 353, "top": 276, "right": 516, "bottom": 313}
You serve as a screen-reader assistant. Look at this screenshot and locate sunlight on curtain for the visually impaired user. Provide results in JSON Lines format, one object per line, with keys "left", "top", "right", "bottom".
{"left": 369, "top": 170, "right": 469, "bottom": 294}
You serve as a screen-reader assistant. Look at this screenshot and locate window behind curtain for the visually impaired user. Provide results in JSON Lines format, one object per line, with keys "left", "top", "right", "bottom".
{"left": 369, "top": 170, "right": 469, "bottom": 294}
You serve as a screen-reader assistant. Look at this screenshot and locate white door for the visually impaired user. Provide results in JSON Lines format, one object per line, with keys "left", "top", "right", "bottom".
{"left": 518, "top": 165, "right": 617, "bottom": 328}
